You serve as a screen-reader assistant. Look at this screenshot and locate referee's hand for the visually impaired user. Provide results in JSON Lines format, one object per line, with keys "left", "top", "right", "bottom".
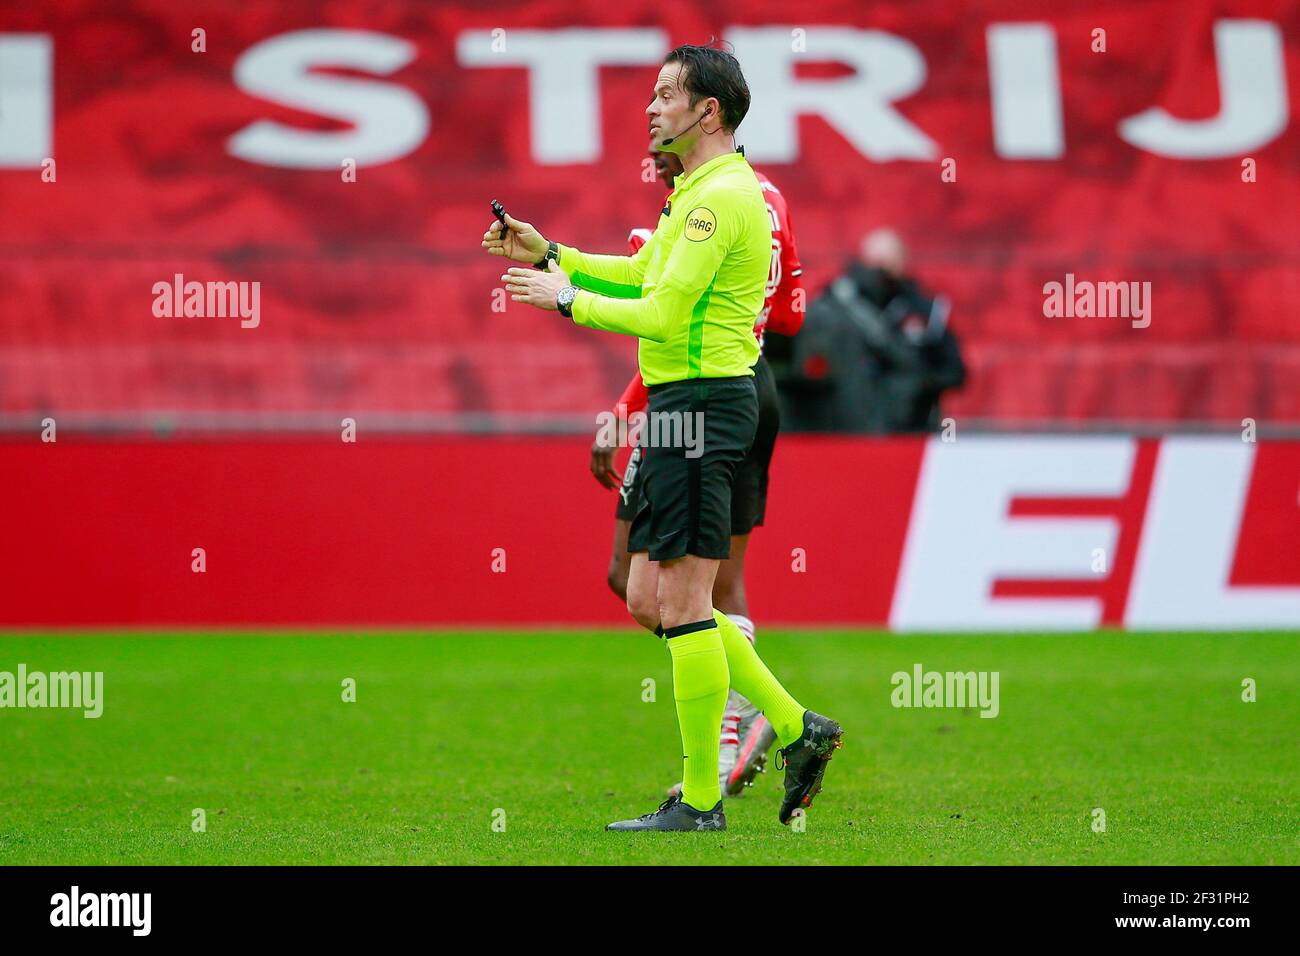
{"left": 482, "top": 212, "right": 549, "bottom": 264}
{"left": 501, "top": 260, "right": 571, "bottom": 311}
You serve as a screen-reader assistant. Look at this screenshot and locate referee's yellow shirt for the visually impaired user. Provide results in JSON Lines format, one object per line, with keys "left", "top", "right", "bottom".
{"left": 557, "top": 150, "right": 769, "bottom": 386}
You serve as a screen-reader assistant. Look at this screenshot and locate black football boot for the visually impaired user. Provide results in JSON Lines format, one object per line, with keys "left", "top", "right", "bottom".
{"left": 776, "top": 711, "right": 843, "bottom": 824}
{"left": 605, "top": 794, "right": 726, "bottom": 832}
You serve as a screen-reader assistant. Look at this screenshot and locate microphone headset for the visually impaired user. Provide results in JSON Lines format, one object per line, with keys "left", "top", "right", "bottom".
{"left": 661, "top": 106, "right": 713, "bottom": 146}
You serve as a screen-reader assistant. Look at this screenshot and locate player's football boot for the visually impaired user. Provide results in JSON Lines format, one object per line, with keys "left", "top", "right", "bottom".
{"left": 726, "top": 710, "right": 777, "bottom": 796}
{"left": 775, "top": 710, "right": 843, "bottom": 824}
{"left": 606, "top": 794, "right": 726, "bottom": 832}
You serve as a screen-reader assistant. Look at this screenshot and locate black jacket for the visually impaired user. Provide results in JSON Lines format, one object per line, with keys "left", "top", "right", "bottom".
{"left": 782, "top": 265, "right": 965, "bottom": 433}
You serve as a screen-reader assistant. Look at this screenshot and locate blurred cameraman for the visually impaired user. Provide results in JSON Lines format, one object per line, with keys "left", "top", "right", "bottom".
{"left": 774, "top": 228, "right": 965, "bottom": 433}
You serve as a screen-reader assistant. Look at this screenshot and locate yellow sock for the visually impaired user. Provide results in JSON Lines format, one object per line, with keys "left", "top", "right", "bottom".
{"left": 713, "top": 609, "right": 805, "bottom": 746}
{"left": 665, "top": 619, "right": 729, "bottom": 809}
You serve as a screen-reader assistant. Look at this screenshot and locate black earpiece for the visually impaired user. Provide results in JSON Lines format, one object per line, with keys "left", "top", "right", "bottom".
{"left": 662, "top": 107, "right": 714, "bottom": 146}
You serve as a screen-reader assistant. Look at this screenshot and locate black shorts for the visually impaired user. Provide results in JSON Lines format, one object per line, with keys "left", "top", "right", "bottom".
{"left": 617, "top": 354, "right": 780, "bottom": 538}
{"left": 623, "top": 373, "right": 760, "bottom": 562}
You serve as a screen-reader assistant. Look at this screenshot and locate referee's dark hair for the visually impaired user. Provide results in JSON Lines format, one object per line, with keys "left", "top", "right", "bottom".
{"left": 663, "top": 43, "right": 751, "bottom": 134}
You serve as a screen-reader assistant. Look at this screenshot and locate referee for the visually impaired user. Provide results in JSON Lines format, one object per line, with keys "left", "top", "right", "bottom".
{"left": 484, "top": 44, "right": 841, "bottom": 832}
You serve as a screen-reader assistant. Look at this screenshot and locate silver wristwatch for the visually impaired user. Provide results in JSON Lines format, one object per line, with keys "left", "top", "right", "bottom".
{"left": 556, "top": 285, "right": 578, "bottom": 317}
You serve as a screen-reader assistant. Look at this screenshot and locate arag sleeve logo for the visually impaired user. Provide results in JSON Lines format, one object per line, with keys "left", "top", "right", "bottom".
{"left": 684, "top": 207, "right": 717, "bottom": 241}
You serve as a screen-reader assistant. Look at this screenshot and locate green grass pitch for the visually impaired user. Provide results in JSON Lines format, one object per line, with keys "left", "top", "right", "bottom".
{"left": 0, "top": 630, "right": 1295, "bottom": 865}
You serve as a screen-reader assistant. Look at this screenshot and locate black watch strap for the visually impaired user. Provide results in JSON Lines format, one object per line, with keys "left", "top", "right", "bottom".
{"left": 534, "top": 240, "right": 559, "bottom": 270}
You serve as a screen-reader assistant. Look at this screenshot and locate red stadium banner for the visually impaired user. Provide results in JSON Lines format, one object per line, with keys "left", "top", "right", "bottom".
{"left": 2, "top": 435, "right": 1297, "bottom": 629}
{"left": 1, "top": 0, "right": 1298, "bottom": 427}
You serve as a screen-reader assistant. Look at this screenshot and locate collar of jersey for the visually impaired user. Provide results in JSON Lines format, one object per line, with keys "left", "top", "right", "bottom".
{"left": 672, "top": 150, "right": 746, "bottom": 195}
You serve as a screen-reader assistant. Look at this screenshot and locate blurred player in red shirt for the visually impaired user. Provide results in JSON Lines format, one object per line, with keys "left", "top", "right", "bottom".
{"left": 588, "top": 148, "right": 805, "bottom": 797}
